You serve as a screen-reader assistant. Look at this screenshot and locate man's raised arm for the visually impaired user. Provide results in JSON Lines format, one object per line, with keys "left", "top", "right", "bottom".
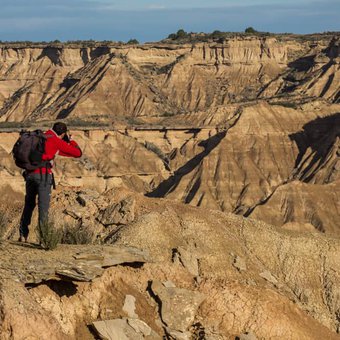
{"left": 58, "top": 138, "right": 82, "bottom": 158}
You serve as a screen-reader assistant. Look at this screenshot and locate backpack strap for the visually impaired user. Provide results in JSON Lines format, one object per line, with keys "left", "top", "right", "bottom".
{"left": 51, "top": 173, "right": 56, "bottom": 190}
{"left": 43, "top": 161, "right": 53, "bottom": 187}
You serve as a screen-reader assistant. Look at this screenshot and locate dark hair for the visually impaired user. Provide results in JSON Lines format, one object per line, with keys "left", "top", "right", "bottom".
{"left": 53, "top": 122, "right": 67, "bottom": 136}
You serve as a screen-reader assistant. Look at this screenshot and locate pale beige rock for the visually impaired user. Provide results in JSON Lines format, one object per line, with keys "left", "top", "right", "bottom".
{"left": 56, "top": 266, "right": 104, "bottom": 282}
{"left": 173, "top": 247, "right": 199, "bottom": 277}
{"left": 93, "top": 318, "right": 161, "bottom": 340}
{"left": 151, "top": 280, "right": 205, "bottom": 332}
{"left": 166, "top": 328, "right": 192, "bottom": 340}
{"left": 123, "top": 295, "right": 138, "bottom": 319}
{"left": 98, "top": 196, "right": 135, "bottom": 226}
{"left": 239, "top": 331, "right": 257, "bottom": 340}
{"left": 93, "top": 319, "right": 139, "bottom": 340}
{"left": 127, "top": 318, "right": 153, "bottom": 337}
{"left": 259, "top": 270, "right": 278, "bottom": 285}
{"left": 74, "top": 246, "right": 150, "bottom": 268}
{"left": 233, "top": 256, "right": 247, "bottom": 272}
{"left": 0, "top": 244, "right": 149, "bottom": 284}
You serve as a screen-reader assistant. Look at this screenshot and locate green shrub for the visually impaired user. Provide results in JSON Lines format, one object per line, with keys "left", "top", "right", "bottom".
{"left": 245, "top": 27, "right": 257, "bottom": 34}
{"left": 37, "top": 219, "right": 61, "bottom": 250}
{"left": 126, "top": 117, "right": 143, "bottom": 125}
{"left": 167, "top": 29, "right": 189, "bottom": 40}
{"left": 0, "top": 121, "right": 31, "bottom": 129}
{"left": 61, "top": 222, "right": 94, "bottom": 245}
{"left": 161, "top": 111, "right": 175, "bottom": 117}
{"left": 127, "top": 39, "right": 139, "bottom": 45}
{"left": 64, "top": 118, "right": 108, "bottom": 128}
{"left": 211, "top": 30, "right": 224, "bottom": 39}
{"left": 271, "top": 101, "right": 300, "bottom": 109}
{"left": 167, "top": 33, "right": 177, "bottom": 40}
{"left": 176, "top": 29, "right": 187, "bottom": 39}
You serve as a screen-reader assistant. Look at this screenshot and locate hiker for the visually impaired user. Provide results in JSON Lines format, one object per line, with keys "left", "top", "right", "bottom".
{"left": 17, "top": 122, "right": 82, "bottom": 242}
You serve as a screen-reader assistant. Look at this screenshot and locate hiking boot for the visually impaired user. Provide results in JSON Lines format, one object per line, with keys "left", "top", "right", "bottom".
{"left": 18, "top": 236, "right": 28, "bottom": 243}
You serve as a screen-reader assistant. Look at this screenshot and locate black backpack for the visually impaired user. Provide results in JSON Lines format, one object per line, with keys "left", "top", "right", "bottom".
{"left": 12, "top": 130, "right": 49, "bottom": 171}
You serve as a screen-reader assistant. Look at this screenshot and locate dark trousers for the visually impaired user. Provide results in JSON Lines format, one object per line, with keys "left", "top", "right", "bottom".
{"left": 19, "top": 173, "right": 52, "bottom": 238}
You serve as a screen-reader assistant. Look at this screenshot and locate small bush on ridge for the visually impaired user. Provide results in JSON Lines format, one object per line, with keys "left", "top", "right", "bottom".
{"left": 37, "top": 219, "right": 61, "bottom": 250}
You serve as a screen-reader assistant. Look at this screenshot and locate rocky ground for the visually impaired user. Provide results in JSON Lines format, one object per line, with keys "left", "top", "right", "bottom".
{"left": 1, "top": 192, "right": 340, "bottom": 339}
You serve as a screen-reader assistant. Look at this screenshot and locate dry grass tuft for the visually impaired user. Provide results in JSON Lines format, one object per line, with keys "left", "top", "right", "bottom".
{"left": 36, "top": 218, "right": 61, "bottom": 250}
{"left": 61, "top": 222, "right": 94, "bottom": 245}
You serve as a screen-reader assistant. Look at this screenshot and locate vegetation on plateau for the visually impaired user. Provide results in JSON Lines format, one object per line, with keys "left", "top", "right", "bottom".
{"left": 0, "top": 31, "right": 338, "bottom": 48}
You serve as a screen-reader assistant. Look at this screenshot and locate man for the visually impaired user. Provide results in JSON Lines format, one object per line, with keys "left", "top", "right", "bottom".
{"left": 19, "top": 122, "right": 82, "bottom": 242}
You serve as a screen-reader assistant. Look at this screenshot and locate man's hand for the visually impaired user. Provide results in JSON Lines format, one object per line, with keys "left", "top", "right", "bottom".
{"left": 62, "top": 133, "right": 70, "bottom": 143}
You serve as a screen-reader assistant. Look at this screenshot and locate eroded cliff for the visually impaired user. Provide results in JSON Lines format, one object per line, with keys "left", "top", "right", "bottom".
{"left": 0, "top": 34, "right": 339, "bottom": 339}
{"left": 0, "top": 35, "right": 338, "bottom": 123}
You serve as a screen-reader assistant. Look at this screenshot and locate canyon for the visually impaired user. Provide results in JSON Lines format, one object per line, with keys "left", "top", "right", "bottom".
{"left": 0, "top": 33, "right": 339, "bottom": 339}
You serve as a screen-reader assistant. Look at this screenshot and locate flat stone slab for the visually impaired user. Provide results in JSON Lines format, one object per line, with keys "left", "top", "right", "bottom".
{"left": 151, "top": 281, "right": 205, "bottom": 332}
{"left": 0, "top": 243, "right": 150, "bottom": 284}
{"left": 93, "top": 319, "right": 136, "bottom": 340}
{"left": 74, "top": 246, "right": 150, "bottom": 268}
{"left": 93, "top": 318, "right": 161, "bottom": 340}
{"left": 55, "top": 266, "right": 104, "bottom": 282}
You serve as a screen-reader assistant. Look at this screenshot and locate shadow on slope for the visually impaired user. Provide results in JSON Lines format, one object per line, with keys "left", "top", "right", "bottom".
{"left": 146, "top": 130, "right": 227, "bottom": 198}
{"left": 289, "top": 112, "right": 340, "bottom": 182}
{"left": 37, "top": 47, "right": 63, "bottom": 66}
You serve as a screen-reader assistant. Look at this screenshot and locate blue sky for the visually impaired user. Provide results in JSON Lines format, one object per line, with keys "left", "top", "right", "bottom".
{"left": 0, "top": 0, "right": 339, "bottom": 42}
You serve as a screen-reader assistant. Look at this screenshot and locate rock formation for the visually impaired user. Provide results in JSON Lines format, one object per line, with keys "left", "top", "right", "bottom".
{"left": 0, "top": 35, "right": 338, "bottom": 123}
{"left": 0, "top": 33, "right": 339, "bottom": 339}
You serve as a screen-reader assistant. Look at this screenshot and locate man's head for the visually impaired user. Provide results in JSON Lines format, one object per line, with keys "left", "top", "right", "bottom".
{"left": 52, "top": 122, "right": 67, "bottom": 138}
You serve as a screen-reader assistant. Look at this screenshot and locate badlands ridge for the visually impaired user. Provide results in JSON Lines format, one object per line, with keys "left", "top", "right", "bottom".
{"left": 0, "top": 34, "right": 339, "bottom": 339}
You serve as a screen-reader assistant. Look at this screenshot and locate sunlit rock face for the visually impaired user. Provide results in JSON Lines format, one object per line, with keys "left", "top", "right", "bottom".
{"left": 0, "top": 34, "right": 339, "bottom": 339}
{"left": 0, "top": 34, "right": 339, "bottom": 235}
{"left": 0, "top": 35, "right": 338, "bottom": 123}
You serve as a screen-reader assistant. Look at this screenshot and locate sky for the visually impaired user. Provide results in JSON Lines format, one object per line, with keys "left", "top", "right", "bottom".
{"left": 0, "top": 0, "right": 339, "bottom": 42}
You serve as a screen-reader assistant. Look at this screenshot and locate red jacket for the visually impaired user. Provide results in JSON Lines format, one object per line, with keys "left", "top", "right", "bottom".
{"left": 32, "top": 129, "right": 82, "bottom": 174}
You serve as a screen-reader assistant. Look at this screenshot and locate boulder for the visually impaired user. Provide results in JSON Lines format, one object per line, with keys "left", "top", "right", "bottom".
{"left": 92, "top": 318, "right": 161, "bottom": 340}
{"left": 151, "top": 280, "right": 205, "bottom": 332}
{"left": 98, "top": 196, "right": 135, "bottom": 226}
{"left": 123, "top": 295, "right": 138, "bottom": 319}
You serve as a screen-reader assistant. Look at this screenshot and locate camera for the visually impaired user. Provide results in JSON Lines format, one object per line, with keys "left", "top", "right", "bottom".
{"left": 62, "top": 133, "right": 70, "bottom": 143}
